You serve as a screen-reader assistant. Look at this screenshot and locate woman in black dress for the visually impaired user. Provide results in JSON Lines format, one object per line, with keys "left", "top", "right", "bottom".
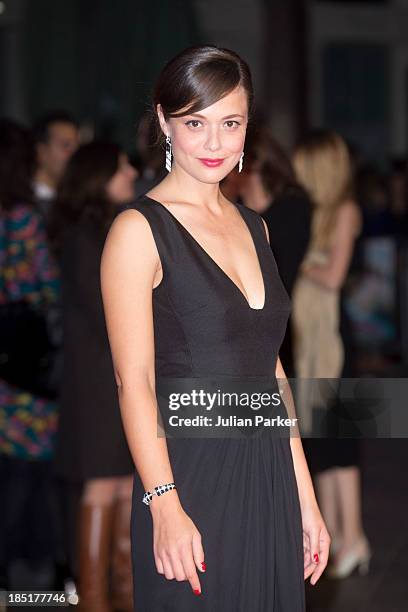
{"left": 238, "top": 127, "right": 312, "bottom": 376}
{"left": 50, "top": 142, "right": 137, "bottom": 611}
{"left": 101, "top": 46, "right": 330, "bottom": 611}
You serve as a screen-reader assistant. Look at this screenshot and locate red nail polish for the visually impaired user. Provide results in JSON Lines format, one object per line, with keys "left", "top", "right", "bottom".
{"left": 193, "top": 589, "right": 201, "bottom": 596}
{"left": 201, "top": 562, "right": 206, "bottom": 571}
{"left": 313, "top": 553, "right": 319, "bottom": 563}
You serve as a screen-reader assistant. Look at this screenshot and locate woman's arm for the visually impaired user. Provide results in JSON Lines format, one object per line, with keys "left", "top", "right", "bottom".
{"left": 301, "top": 202, "right": 361, "bottom": 291}
{"left": 101, "top": 209, "right": 205, "bottom": 594}
{"left": 262, "top": 219, "right": 316, "bottom": 507}
{"left": 262, "top": 217, "right": 330, "bottom": 584}
{"left": 276, "top": 356, "right": 330, "bottom": 585}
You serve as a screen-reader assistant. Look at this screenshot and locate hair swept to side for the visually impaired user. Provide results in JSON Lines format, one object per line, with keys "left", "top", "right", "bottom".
{"left": 151, "top": 45, "right": 254, "bottom": 142}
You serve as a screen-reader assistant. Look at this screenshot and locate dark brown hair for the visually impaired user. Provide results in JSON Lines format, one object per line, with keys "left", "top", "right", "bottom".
{"left": 152, "top": 45, "right": 254, "bottom": 141}
{"left": 49, "top": 141, "right": 121, "bottom": 253}
{"left": 244, "top": 126, "right": 304, "bottom": 199}
{"left": 0, "top": 119, "right": 35, "bottom": 212}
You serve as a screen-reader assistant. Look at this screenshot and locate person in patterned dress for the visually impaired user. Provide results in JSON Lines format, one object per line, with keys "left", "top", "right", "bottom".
{"left": 0, "top": 119, "right": 60, "bottom": 588}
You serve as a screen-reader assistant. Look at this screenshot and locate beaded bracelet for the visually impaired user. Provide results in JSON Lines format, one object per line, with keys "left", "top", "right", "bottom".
{"left": 142, "top": 482, "right": 176, "bottom": 506}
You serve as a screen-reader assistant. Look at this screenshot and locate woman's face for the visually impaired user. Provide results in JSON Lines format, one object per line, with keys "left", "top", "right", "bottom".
{"left": 159, "top": 86, "right": 248, "bottom": 184}
{"left": 106, "top": 154, "right": 138, "bottom": 204}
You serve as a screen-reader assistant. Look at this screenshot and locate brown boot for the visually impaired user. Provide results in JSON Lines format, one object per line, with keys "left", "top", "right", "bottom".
{"left": 77, "top": 502, "right": 114, "bottom": 612}
{"left": 110, "top": 498, "right": 134, "bottom": 612}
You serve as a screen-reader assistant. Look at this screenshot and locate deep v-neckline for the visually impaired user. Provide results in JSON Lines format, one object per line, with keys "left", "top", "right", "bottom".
{"left": 144, "top": 195, "right": 266, "bottom": 311}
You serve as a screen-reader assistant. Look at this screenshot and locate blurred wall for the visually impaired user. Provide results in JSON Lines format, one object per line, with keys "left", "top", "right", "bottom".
{"left": 0, "top": 0, "right": 27, "bottom": 121}
{"left": 1, "top": 0, "right": 203, "bottom": 148}
{"left": 308, "top": 0, "right": 408, "bottom": 161}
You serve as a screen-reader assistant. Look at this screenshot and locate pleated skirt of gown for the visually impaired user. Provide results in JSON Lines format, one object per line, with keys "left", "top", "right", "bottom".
{"left": 131, "top": 435, "right": 305, "bottom": 611}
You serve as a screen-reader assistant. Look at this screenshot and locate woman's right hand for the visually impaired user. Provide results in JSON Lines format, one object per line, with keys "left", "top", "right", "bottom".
{"left": 151, "top": 493, "right": 205, "bottom": 595}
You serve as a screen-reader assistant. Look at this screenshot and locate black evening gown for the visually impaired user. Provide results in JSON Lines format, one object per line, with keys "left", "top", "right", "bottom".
{"left": 128, "top": 196, "right": 306, "bottom": 611}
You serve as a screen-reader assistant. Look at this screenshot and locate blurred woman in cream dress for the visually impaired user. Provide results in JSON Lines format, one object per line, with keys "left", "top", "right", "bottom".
{"left": 291, "top": 130, "right": 371, "bottom": 579}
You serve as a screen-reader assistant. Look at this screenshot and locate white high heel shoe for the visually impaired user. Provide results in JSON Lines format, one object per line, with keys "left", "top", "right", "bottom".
{"left": 327, "top": 537, "right": 372, "bottom": 579}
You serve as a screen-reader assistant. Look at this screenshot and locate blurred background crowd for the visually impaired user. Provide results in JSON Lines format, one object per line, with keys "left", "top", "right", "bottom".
{"left": 0, "top": 1, "right": 407, "bottom": 611}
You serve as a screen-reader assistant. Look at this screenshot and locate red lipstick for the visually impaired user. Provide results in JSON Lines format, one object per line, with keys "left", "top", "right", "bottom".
{"left": 198, "top": 158, "right": 224, "bottom": 168}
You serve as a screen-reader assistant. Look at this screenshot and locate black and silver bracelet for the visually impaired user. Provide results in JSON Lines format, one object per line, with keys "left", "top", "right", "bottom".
{"left": 142, "top": 482, "right": 176, "bottom": 506}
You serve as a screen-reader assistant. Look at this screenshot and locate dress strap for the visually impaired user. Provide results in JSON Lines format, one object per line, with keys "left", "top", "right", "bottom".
{"left": 235, "top": 202, "right": 269, "bottom": 246}
{"left": 125, "top": 197, "right": 185, "bottom": 271}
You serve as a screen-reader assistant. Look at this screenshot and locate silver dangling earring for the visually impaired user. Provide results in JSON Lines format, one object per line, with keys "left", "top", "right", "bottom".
{"left": 238, "top": 151, "right": 244, "bottom": 173}
{"left": 165, "top": 135, "right": 172, "bottom": 172}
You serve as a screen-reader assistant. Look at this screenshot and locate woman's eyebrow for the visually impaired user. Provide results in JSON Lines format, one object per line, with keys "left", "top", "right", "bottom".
{"left": 186, "top": 113, "right": 245, "bottom": 120}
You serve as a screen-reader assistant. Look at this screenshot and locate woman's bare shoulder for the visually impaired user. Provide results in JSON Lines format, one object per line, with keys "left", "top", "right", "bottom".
{"left": 107, "top": 207, "right": 155, "bottom": 244}
{"left": 102, "top": 207, "right": 160, "bottom": 272}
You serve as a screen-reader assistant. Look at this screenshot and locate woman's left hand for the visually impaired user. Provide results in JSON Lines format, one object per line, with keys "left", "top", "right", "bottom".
{"left": 301, "top": 501, "right": 331, "bottom": 585}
